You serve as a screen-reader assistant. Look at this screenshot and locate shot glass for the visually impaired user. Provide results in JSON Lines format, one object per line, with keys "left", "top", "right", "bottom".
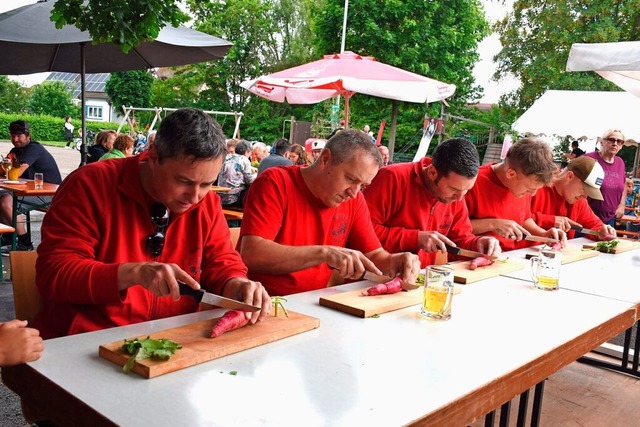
{"left": 34, "top": 173, "right": 44, "bottom": 189}
{"left": 420, "top": 266, "right": 454, "bottom": 320}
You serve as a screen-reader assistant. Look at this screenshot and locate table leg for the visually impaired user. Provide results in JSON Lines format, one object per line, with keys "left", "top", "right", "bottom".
{"left": 11, "top": 195, "right": 18, "bottom": 251}
{"left": 578, "top": 320, "right": 640, "bottom": 378}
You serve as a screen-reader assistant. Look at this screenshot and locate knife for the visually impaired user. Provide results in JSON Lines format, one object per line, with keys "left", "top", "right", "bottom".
{"left": 443, "top": 244, "right": 497, "bottom": 261}
{"left": 569, "top": 224, "right": 599, "bottom": 236}
{"left": 329, "top": 266, "right": 392, "bottom": 283}
{"left": 523, "top": 235, "right": 559, "bottom": 244}
{"left": 178, "top": 283, "right": 261, "bottom": 312}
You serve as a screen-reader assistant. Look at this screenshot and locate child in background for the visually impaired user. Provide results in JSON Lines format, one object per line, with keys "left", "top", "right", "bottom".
{"left": 624, "top": 178, "right": 640, "bottom": 232}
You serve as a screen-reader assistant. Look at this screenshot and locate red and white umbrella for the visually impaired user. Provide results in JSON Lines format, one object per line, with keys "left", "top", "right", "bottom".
{"left": 241, "top": 51, "right": 456, "bottom": 128}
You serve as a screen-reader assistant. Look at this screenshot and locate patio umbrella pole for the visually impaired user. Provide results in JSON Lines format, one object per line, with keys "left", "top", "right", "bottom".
{"left": 79, "top": 42, "right": 87, "bottom": 166}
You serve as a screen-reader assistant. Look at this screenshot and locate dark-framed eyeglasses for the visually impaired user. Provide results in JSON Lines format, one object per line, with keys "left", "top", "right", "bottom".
{"left": 605, "top": 137, "right": 625, "bottom": 145}
{"left": 145, "top": 204, "right": 169, "bottom": 256}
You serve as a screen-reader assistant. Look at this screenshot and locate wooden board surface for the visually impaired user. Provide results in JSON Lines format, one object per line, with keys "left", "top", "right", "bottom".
{"left": 582, "top": 238, "right": 640, "bottom": 254}
{"left": 447, "top": 258, "right": 525, "bottom": 284}
{"left": 319, "top": 288, "right": 423, "bottom": 318}
{"left": 99, "top": 310, "right": 320, "bottom": 378}
{"left": 524, "top": 244, "right": 600, "bottom": 264}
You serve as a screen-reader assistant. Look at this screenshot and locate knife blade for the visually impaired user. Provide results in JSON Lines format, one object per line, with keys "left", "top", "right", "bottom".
{"left": 523, "top": 235, "right": 559, "bottom": 244}
{"left": 178, "top": 283, "right": 261, "bottom": 312}
{"left": 444, "top": 244, "right": 498, "bottom": 261}
{"left": 569, "top": 224, "right": 599, "bottom": 236}
{"left": 361, "top": 271, "right": 393, "bottom": 283}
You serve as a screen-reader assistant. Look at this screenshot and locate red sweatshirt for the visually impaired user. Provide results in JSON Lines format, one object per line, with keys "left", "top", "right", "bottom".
{"left": 531, "top": 185, "right": 603, "bottom": 239}
{"left": 362, "top": 158, "right": 479, "bottom": 268}
{"left": 465, "top": 163, "right": 534, "bottom": 251}
{"left": 34, "top": 152, "right": 248, "bottom": 338}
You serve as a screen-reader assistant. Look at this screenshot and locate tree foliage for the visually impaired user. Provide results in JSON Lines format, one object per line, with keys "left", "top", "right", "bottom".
{"left": 26, "top": 81, "right": 74, "bottom": 118}
{"left": 105, "top": 70, "right": 154, "bottom": 112}
{"left": 0, "top": 76, "right": 28, "bottom": 114}
{"left": 50, "top": 0, "right": 193, "bottom": 53}
{"left": 494, "top": 0, "right": 640, "bottom": 112}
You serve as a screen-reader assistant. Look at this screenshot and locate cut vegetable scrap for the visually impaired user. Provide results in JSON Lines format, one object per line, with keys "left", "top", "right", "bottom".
{"left": 469, "top": 256, "right": 495, "bottom": 270}
{"left": 271, "top": 296, "right": 289, "bottom": 318}
{"left": 595, "top": 240, "right": 619, "bottom": 253}
{"left": 119, "top": 336, "right": 182, "bottom": 374}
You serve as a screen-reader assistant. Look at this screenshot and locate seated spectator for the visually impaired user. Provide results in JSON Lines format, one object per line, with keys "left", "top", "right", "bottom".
{"left": 1, "top": 120, "right": 62, "bottom": 252}
{"left": 623, "top": 177, "right": 639, "bottom": 232}
{"left": 288, "top": 144, "right": 311, "bottom": 166}
{"left": 465, "top": 137, "right": 566, "bottom": 251}
{"left": 218, "top": 140, "right": 256, "bottom": 208}
{"left": 257, "top": 138, "right": 294, "bottom": 175}
{"left": 100, "top": 134, "right": 135, "bottom": 161}
{"left": 531, "top": 156, "right": 616, "bottom": 240}
{"left": 239, "top": 129, "right": 421, "bottom": 296}
{"left": 33, "top": 108, "right": 271, "bottom": 339}
{"left": 0, "top": 319, "right": 44, "bottom": 366}
{"left": 87, "top": 130, "right": 117, "bottom": 164}
{"left": 226, "top": 139, "right": 238, "bottom": 154}
{"left": 251, "top": 142, "right": 269, "bottom": 168}
{"left": 378, "top": 145, "right": 390, "bottom": 166}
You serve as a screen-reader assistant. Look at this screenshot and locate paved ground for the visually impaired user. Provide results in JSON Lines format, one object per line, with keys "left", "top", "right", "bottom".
{"left": 0, "top": 141, "right": 80, "bottom": 427}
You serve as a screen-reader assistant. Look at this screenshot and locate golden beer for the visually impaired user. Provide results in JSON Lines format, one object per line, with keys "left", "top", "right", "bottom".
{"left": 420, "top": 266, "right": 454, "bottom": 320}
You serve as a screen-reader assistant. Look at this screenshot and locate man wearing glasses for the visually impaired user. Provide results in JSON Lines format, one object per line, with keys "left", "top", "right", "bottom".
{"left": 33, "top": 109, "right": 271, "bottom": 339}
{"left": 584, "top": 129, "right": 628, "bottom": 226}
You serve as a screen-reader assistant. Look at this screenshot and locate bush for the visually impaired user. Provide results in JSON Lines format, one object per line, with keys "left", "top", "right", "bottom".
{"left": 0, "top": 113, "right": 122, "bottom": 145}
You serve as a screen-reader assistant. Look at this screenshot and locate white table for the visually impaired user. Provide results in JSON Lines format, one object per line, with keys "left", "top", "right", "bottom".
{"left": 2, "top": 276, "right": 635, "bottom": 426}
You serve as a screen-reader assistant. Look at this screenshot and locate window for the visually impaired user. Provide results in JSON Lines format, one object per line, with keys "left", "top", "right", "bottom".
{"left": 86, "top": 106, "right": 103, "bottom": 120}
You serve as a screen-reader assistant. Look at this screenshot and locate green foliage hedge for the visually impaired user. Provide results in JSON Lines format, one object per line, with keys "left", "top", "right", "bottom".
{"left": 0, "top": 113, "right": 121, "bottom": 144}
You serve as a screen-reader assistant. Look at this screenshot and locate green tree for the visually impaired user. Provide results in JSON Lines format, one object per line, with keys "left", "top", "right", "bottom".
{"left": 50, "top": 0, "right": 196, "bottom": 53}
{"left": 26, "top": 81, "right": 74, "bottom": 117}
{"left": 494, "top": 0, "right": 640, "bottom": 112}
{"left": 0, "top": 76, "right": 28, "bottom": 114}
{"left": 105, "top": 70, "right": 154, "bottom": 112}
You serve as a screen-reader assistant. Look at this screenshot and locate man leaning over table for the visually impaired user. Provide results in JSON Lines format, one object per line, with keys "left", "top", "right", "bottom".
{"left": 362, "top": 137, "right": 501, "bottom": 269}
{"left": 238, "top": 129, "right": 421, "bottom": 297}
{"left": 1, "top": 120, "right": 62, "bottom": 253}
{"left": 531, "top": 155, "right": 617, "bottom": 240}
{"left": 33, "top": 108, "right": 271, "bottom": 339}
{"left": 465, "top": 137, "right": 567, "bottom": 251}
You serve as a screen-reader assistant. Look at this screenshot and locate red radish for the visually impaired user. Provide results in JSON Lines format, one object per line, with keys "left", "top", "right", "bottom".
{"left": 210, "top": 310, "right": 250, "bottom": 338}
{"left": 361, "top": 276, "right": 403, "bottom": 296}
{"left": 469, "top": 256, "right": 494, "bottom": 270}
{"left": 550, "top": 241, "right": 563, "bottom": 251}
{"left": 602, "top": 234, "right": 616, "bottom": 242}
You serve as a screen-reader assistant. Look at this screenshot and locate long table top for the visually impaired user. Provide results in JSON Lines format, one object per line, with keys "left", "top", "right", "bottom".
{"left": 500, "top": 237, "right": 640, "bottom": 305}
{"left": 2, "top": 272, "right": 636, "bottom": 426}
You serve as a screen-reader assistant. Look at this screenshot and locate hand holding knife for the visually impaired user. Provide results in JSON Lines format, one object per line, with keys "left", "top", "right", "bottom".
{"left": 178, "top": 283, "right": 261, "bottom": 312}
{"left": 443, "top": 243, "right": 498, "bottom": 260}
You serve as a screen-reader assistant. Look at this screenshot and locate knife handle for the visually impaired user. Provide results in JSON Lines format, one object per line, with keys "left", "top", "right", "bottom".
{"left": 178, "top": 283, "right": 204, "bottom": 303}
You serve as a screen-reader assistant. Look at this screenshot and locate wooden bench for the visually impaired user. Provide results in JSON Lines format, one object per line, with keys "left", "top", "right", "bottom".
{"left": 222, "top": 209, "right": 244, "bottom": 221}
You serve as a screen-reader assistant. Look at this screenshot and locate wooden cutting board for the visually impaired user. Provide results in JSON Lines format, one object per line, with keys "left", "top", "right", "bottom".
{"left": 583, "top": 238, "right": 640, "bottom": 254}
{"left": 447, "top": 258, "right": 525, "bottom": 284}
{"left": 99, "top": 310, "right": 320, "bottom": 378}
{"left": 319, "top": 288, "right": 423, "bottom": 318}
{"left": 524, "top": 244, "right": 600, "bottom": 264}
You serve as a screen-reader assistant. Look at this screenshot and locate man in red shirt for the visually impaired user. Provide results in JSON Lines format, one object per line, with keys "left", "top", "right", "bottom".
{"left": 465, "top": 137, "right": 566, "bottom": 251}
{"left": 531, "top": 156, "right": 616, "bottom": 240}
{"left": 239, "top": 130, "right": 421, "bottom": 296}
{"left": 362, "top": 138, "right": 501, "bottom": 268}
{"left": 34, "top": 109, "right": 271, "bottom": 338}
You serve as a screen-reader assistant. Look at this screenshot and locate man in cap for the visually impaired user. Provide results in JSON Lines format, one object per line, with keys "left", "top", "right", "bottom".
{"left": 363, "top": 138, "right": 501, "bottom": 268}
{"left": 531, "top": 156, "right": 617, "bottom": 240}
{"left": 310, "top": 139, "right": 326, "bottom": 161}
{"left": 1, "top": 120, "right": 62, "bottom": 252}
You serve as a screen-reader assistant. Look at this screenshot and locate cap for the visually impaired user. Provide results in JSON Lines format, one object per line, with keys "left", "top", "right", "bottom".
{"left": 312, "top": 139, "right": 326, "bottom": 151}
{"left": 9, "top": 120, "right": 29, "bottom": 135}
{"left": 567, "top": 156, "right": 604, "bottom": 201}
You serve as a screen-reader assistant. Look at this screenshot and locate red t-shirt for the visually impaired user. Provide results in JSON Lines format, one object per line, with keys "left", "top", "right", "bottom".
{"left": 240, "top": 166, "right": 381, "bottom": 295}
{"left": 362, "top": 158, "right": 479, "bottom": 268}
{"left": 465, "top": 163, "right": 533, "bottom": 251}
{"left": 531, "top": 185, "right": 603, "bottom": 239}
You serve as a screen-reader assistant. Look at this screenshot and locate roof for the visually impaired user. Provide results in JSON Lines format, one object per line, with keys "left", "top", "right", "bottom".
{"left": 45, "top": 72, "right": 110, "bottom": 97}
{"left": 512, "top": 90, "right": 640, "bottom": 143}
